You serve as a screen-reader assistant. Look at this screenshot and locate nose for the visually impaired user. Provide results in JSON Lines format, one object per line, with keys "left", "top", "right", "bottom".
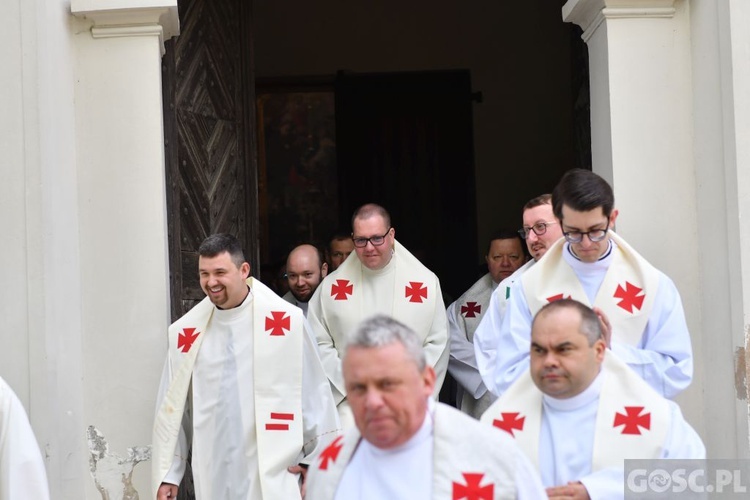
{"left": 527, "top": 230, "right": 539, "bottom": 244}
{"left": 543, "top": 351, "right": 559, "bottom": 368}
{"left": 364, "top": 388, "right": 384, "bottom": 410}
{"left": 500, "top": 256, "right": 511, "bottom": 267}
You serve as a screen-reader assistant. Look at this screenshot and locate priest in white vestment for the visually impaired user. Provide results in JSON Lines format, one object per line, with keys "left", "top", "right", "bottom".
{"left": 281, "top": 243, "right": 328, "bottom": 317}
{"left": 0, "top": 376, "right": 51, "bottom": 500}
{"left": 486, "top": 170, "right": 693, "bottom": 399}
{"left": 307, "top": 203, "right": 449, "bottom": 429}
{"left": 305, "top": 314, "right": 546, "bottom": 499}
{"left": 481, "top": 299, "right": 704, "bottom": 499}
{"left": 152, "top": 234, "right": 340, "bottom": 500}
{"left": 447, "top": 229, "right": 526, "bottom": 418}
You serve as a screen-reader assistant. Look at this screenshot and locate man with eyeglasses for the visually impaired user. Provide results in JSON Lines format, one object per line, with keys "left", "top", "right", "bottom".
{"left": 482, "top": 169, "right": 693, "bottom": 400}
{"left": 283, "top": 244, "right": 328, "bottom": 316}
{"left": 307, "top": 203, "right": 449, "bottom": 429}
{"left": 473, "top": 194, "right": 564, "bottom": 399}
{"left": 446, "top": 229, "right": 527, "bottom": 418}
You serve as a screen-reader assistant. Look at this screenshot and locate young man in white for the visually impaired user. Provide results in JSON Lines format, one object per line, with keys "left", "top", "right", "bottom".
{"left": 482, "top": 299, "right": 703, "bottom": 499}
{"left": 282, "top": 243, "right": 328, "bottom": 316}
{"left": 305, "top": 315, "right": 546, "bottom": 499}
{"left": 307, "top": 204, "right": 448, "bottom": 429}
{"left": 473, "top": 194, "right": 564, "bottom": 396}
{"left": 484, "top": 170, "right": 693, "bottom": 399}
{"left": 447, "top": 229, "right": 526, "bottom": 417}
{"left": 152, "top": 234, "right": 339, "bottom": 500}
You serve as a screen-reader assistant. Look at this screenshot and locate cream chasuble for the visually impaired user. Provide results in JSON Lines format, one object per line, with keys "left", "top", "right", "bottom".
{"left": 152, "top": 277, "right": 333, "bottom": 500}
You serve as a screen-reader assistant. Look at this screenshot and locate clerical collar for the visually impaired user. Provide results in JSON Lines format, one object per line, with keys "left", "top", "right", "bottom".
{"left": 213, "top": 286, "right": 253, "bottom": 321}
{"left": 566, "top": 238, "right": 614, "bottom": 263}
{"left": 542, "top": 367, "right": 604, "bottom": 412}
{"left": 361, "top": 250, "right": 396, "bottom": 277}
{"left": 563, "top": 239, "right": 616, "bottom": 278}
{"left": 367, "top": 399, "right": 434, "bottom": 457}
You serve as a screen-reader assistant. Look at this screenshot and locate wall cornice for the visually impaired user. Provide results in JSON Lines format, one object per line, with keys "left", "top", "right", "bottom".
{"left": 563, "top": 0, "right": 676, "bottom": 40}
{"left": 71, "top": 0, "right": 178, "bottom": 54}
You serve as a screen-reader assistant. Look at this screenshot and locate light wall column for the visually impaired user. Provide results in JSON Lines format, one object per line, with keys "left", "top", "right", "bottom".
{"left": 70, "top": 1, "right": 178, "bottom": 497}
{"left": 561, "top": 0, "right": 706, "bottom": 442}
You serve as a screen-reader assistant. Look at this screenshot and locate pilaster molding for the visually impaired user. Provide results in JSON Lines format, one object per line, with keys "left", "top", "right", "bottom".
{"left": 71, "top": 0, "right": 178, "bottom": 54}
{"left": 563, "top": 0, "right": 676, "bottom": 41}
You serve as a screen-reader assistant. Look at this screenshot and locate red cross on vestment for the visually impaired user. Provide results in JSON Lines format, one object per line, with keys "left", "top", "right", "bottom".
{"left": 265, "top": 412, "right": 294, "bottom": 431}
{"left": 265, "top": 311, "right": 290, "bottom": 336}
{"left": 318, "top": 436, "right": 344, "bottom": 471}
{"left": 613, "top": 281, "right": 646, "bottom": 313}
{"left": 331, "top": 279, "right": 353, "bottom": 300}
{"left": 461, "top": 301, "right": 481, "bottom": 318}
{"left": 405, "top": 281, "right": 428, "bottom": 303}
{"left": 177, "top": 327, "right": 200, "bottom": 353}
{"left": 492, "top": 412, "right": 525, "bottom": 437}
{"left": 613, "top": 406, "right": 651, "bottom": 435}
{"left": 546, "top": 293, "right": 572, "bottom": 303}
{"left": 452, "top": 472, "right": 494, "bottom": 500}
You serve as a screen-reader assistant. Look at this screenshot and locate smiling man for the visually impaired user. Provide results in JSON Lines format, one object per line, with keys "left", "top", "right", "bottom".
{"left": 481, "top": 300, "right": 703, "bottom": 499}
{"left": 152, "top": 233, "right": 339, "bottom": 500}
{"left": 283, "top": 244, "right": 328, "bottom": 316}
{"left": 305, "top": 315, "right": 546, "bottom": 500}
{"left": 484, "top": 170, "right": 693, "bottom": 399}
{"left": 307, "top": 203, "right": 449, "bottom": 430}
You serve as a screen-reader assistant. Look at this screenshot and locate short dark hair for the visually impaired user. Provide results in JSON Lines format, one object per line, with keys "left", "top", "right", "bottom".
{"left": 351, "top": 203, "right": 391, "bottom": 229}
{"left": 328, "top": 229, "right": 352, "bottom": 249}
{"left": 533, "top": 299, "right": 603, "bottom": 346}
{"left": 198, "top": 233, "right": 246, "bottom": 268}
{"left": 486, "top": 228, "right": 524, "bottom": 255}
{"left": 552, "top": 169, "right": 614, "bottom": 220}
{"left": 523, "top": 193, "right": 552, "bottom": 211}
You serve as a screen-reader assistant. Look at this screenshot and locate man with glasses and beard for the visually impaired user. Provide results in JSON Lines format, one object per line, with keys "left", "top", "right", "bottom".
{"left": 485, "top": 169, "right": 693, "bottom": 400}
{"left": 307, "top": 203, "right": 449, "bottom": 430}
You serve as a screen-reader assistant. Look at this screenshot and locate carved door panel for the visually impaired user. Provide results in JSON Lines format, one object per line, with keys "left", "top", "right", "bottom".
{"left": 163, "top": 0, "right": 258, "bottom": 323}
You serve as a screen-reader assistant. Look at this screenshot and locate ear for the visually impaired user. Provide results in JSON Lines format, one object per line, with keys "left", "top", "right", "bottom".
{"left": 390, "top": 227, "right": 396, "bottom": 241}
{"left": 240, "top": 262, "right": 251, "bottom": 279}
{"left": 609, "top": 208, "right": 619, "bottom": 229}
{"left": 321, "top": 262, "right": 329, "bottom": 278}
{"left": 421, "top": 365, "right": 436, "bottom": 396}
{"left": 485, "top": 254, "right": 491, "bottom": 267}
{"left": 593, "top": 338, "right": 606, "bottom": 363}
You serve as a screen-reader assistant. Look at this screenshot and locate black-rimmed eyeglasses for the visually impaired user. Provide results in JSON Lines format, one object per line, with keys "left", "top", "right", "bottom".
{"left": 563, "top": 222, "right": 609, "bottom": 243}
{"left": 352, "top": 228, "right": 391, "bottom": 248}
{"left": 518, "top": 221, "right": 558, "bottom": 239}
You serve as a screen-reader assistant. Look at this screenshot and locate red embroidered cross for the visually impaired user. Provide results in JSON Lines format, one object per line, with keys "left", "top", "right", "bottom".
{"left": 452, "top": 472, "right": 494, "bottom": 500}
{"left": 331, "top": 279, "right": 353, "bottom": 300}
{"left": 318, "top": 436, "right": 344, "bottom": 471}
{"left": 405, "top": 281, "right": 428, "bottom": 303}
{"left": 265, "top": 311, "right": 290, "bottom": 336}
{"left": 546, "top": 293, "right": 571, "bottom": 303}
{"left": 492, "top": 412, "right": 525, "bottom": 437}
{"left": 613, "top": 282, "right": 645, "bottom": 313}
{"left": 613, "top": 406, "right": 651, "bottom": 435}
{"left": 461, "top": 301, "right": 481, "bottom": 318}
{"left": 265, "top": 412, "right": 294, "bottom": 431}
{"left": 177, "top": 327, "right": 200, "bottom": 353}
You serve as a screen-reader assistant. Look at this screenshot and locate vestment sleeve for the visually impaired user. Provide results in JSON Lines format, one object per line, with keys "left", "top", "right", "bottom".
{"left": 447, "top": 300, "right": 487, "bottom": 399}
{"left": 662, "top": 402, "right": 705, "bottom": 459}
{"left": 155, "top": 357, "right": 188, "bottom": 485}
{"left": 300, "top": 321, "right": 342, "bottom": 464}
{"left": 484, "top": 279, "right": 532, "bottom": 397}
{"left": 306, "top": 287, "right": 346, "bottom": 404}
{"left": 423, "top": 278, "right": 449, "bottom": 397}
{"left": 0, "top": 377, "right": 51, "bottom": 500}
{"left": 513, "top": 447, "right": 548, "bottom": 500}
{"left": 610, "top": 274, "right": 693, "bottom": 398}
{"left": 473, "top": 286, "right": 506, "bottom": 396}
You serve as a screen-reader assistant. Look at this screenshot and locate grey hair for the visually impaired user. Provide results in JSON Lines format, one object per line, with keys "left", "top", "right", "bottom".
{"left": 533, "top": 299, "right": 603, "bottom": 346}
{"left": 344, "top": 314, "right": 426, "bottom": 371}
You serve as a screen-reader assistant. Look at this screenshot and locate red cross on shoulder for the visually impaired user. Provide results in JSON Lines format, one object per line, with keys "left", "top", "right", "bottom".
{"left": 492, "top": 412, "right": 525, "bottom": 437}
{"left": 546, "top": 293, "right": 572, "bottom": 303}
{"left": 613, "top": 406, "right": 651, "bottom": 435}
{"left": 614, "top": 281, "right": 646, "bottom": 313}
{"left": 265, "top": 311, "right": 290, "bottom": 336}
{"left": 405, "top": 281, "right": 428, "bottom": 303}
{"left": 318, "top": 436, "right": 344, "bottom": 471}
{"left": 452, "top": 472, "right": 494, "bottom": 500}
{"left": 461, "top": 301, "right": 481, "bottom": 318}
{"left": 177, "top": 327, "right": 200, "bottom": 353}
{"left": 331, "top": 279, "right": 353, "bottom": 300}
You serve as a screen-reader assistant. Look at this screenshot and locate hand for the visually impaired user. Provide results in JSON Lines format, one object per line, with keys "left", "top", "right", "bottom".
{"left": 157, "top": 483, "right": 178, "bottom": 499}
{"left": 546, "top": 481, "right": 590, "bottom": 500}
{"left": 592, "top": 306, "right": 612, "bottom": 348}
{"left": 288, "top": 464, "right": 308, "bottom": 497}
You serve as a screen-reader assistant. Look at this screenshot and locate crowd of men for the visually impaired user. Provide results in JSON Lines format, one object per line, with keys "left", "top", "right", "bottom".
{"left": 3, "top": 168, "right": 704, "bottom": 500}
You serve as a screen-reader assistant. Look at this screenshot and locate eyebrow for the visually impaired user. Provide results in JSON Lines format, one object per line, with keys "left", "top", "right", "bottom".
{"left": 562, "top": 222, "right": 608, "bottom": 232}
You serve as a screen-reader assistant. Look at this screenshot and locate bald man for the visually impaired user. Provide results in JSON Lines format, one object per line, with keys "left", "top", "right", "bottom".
{"left": 283, "top": 244, "right": 328, "bottom": 317}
